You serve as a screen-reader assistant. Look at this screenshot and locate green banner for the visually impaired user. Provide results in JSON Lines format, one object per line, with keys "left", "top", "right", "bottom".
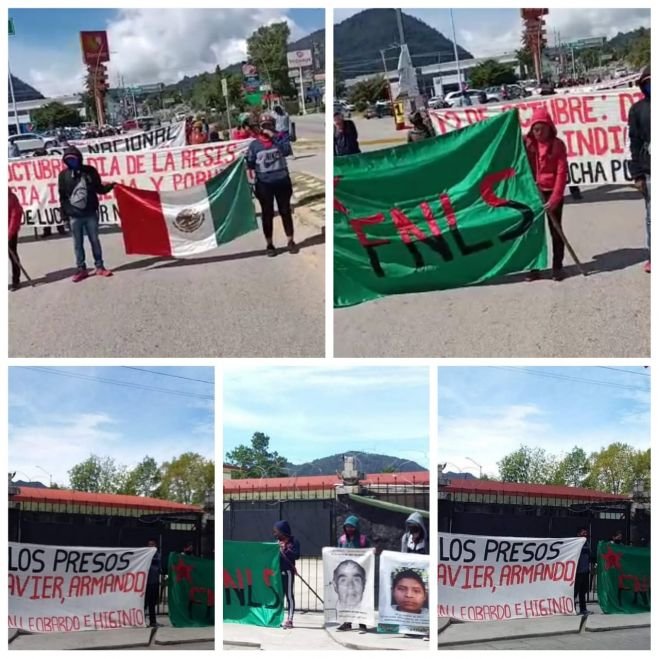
{"left": 167, "top": 553, "right": 215, "bottom": 627}
{"left": 334, "top": 110, "right": 547, "bottom": 308}
{"left": 223, "top": 541, "right": 284, "bottom": 628}
{"left": 597, "top": 541, "right": 650, "bottom": 614}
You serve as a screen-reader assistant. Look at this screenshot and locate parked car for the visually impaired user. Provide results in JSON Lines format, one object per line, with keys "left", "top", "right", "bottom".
{"left": 445, "top": 89, "right": 494, "bottom": 107}
{"left": 334, "top": 101, "right": 351, "bottom": 118}
{"left": 8, "top": 132, "right": 46, "bottom": 154}
{"left": 428, "top": 96, "right": 447, "bottom": 109}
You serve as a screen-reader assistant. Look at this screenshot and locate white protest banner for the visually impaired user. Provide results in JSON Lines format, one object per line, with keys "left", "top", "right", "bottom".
{"left": 322, "top": 547, "right": 375, "bottom": 626}
{"left": 8, "top": 542, "right": 156, "bottom": 633}
{"left": 378, "top": 550, "right": 429, "bottom": 631}
{"left": 9, "top": 140, "right": 251, "bottom": 229}
{"left": 437, "top": 532, "right": 586, "bottom": 622}
{"left": 66, "top": 121, "right": 187, "bottom": 154}
{"left": 429, "top": 89, "right": 645, "bottom": 186}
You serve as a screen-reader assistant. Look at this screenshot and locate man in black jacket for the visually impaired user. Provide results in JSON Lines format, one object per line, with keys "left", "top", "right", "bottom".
{"left": 58, "top": 146, "right": 115, "bottom": 282}
{"left": 145, "top": 538, "right": 161, "bottom": 627}
{"left": 628, "top": 65, "right": 651, "bottom": 273}
{"left": 334, "top": 112, "right": 361, "bottom": 156}
{"left": 574, "top": 527, "right": 593, "bottom": 616}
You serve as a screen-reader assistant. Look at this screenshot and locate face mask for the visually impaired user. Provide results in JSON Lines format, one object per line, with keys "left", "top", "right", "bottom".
{"left": 64, "top": 157, "right": 81, "bottom": 170}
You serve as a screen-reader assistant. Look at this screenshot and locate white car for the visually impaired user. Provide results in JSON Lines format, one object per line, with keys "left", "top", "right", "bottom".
{"left": 9, "top": 132, "right": 46, "bottom": 154}
{"left": 428, "top": 96, "right": 446, "bottom": 109}
{"left": 341, "top": 101, "right": 355, "bottom": 111}
{"left": 445, "top": 89, "right": 493, "bottom": 107}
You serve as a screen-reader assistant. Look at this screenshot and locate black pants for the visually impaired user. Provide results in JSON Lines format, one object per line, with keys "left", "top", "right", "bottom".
{"left": 255, "top": 177, "right": 294, "bottom": 244}
{"left": 574, "top": 571, "right": 589, "bottom": 613}
{"left": 9, "top": 236, "right": 20, "bottom": 286}
{"left": 281, "top": 570, "right": 296, "bottom": 621}
{"left": 541, "top": 190, "right": 565, "bottom": 269}
{"left": 145, "top": 582, "right": 159, "bottom": 625}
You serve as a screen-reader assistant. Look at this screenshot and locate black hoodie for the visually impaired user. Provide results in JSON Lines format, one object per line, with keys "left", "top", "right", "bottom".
{"left": 628, "top": 65, "right": 650, "bottom": 179}
{"left": 58, "top": 146, "right": 113, "bottom": 220}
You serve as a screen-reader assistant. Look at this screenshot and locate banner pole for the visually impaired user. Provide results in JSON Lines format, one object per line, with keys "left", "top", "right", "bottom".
{"left": 547, "top": 208, "right": 588, "bottom": 276}
{"left": 8, "top": 247, "right": 35, "bottom": 286}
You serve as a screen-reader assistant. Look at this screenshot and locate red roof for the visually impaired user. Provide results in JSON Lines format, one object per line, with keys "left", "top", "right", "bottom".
{"left": 445, "top": 478, "right": 627, "bottom": 501}
{"left": 13, "top": 487, "right": 202, "bottom": 512}
{"left": 223, "top": 471, "right": 429, "bottom": 493}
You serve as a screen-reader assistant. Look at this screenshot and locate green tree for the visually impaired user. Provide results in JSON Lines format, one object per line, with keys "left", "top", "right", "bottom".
{"left": 628, "top": 30, "right": 650, "bottom": 69}
{"left": 225, "top": 432, "right": 288, "bottom": 478}
{"left": 159, "top": 452, "right": 214, "bottom": 504}
{"left": 579, "top": 49, "right": 600, "bottom": 72}
{"left": 31, "top": 102, "right": 82, "bottom": 130}
{"left": 68, "top": 455, "right": 121, "bottom": 493}
{"left": 335, "top": 59, "right": 346, "bottom": 97}
{"left": 497, "top": 445, "right": 557, "bottom": 484}
{"left": 583, "top": 443, "right": 645, "bottom": 495}
{"left": 117, "top": 456, "right": 162, "bottom": 497}
{"left": 516, "top": 48, "right": 534, "bottom": 78}
{"left": 348, "top": 76, "right": 388, "bottom": 106}
{"left": 247, "top": 22, "right": 292, "bottom": 97}
{"left": 552, "top": 447, "right": 590, "bottom": 487}
{"left": 469, "top": 59, "right": 518, "bottom": 88}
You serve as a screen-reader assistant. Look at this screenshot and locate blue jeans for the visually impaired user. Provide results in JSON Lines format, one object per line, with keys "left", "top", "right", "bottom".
{"left": 644, "top": 176, "right": 651, "bottom": 258}
{"left": 70, "top": 213, "right": 104, "bottom": 270}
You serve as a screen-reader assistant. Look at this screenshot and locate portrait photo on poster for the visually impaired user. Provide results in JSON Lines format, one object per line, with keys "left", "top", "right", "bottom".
{"left": 322, "top": 548, "right": 375, "bottom": 626}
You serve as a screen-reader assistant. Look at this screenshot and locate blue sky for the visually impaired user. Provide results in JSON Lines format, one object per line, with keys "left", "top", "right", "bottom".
{"left": 8, "top": 8, "right": 324, "bottom": 97}
{"left": 438, "top": 366, "right": 650, "bottom": 477}
{"left": 9, "top": 366, "right": 214, "bottom": 487}
{"left": 334, "top": 8, "right": 650, "bottom": 58}
{"left": 223, "top": 366, "right": 429, "bottom": 469}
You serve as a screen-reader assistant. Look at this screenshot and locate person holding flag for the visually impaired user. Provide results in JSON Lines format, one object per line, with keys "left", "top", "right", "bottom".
{"left": 8, "top": 187, "right": 23, "bottom": 291}
{"left": 273, "top": 520, "right": 300, "bottom": 629}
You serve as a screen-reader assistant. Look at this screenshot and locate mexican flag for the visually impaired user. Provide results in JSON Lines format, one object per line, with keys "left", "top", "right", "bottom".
{"left": 115, "top": 157, "right": 257, "bottom": 257}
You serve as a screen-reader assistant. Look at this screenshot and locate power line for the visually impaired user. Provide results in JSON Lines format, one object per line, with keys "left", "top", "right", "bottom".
{"left": 595, "top": 366, "right": 650, "bottom": 377}
{"left": 121, "top": 366, "right": 214, "bottom": 385}
{"left": 490, "top": 367, "right": 649, "bottom": 393}
{"left": 20, "top": 367, "right": 214, "bottom": 401}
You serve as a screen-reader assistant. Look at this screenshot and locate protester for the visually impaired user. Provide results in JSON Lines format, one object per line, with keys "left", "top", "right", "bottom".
{"left": 8, "top": 187, "right": 23, "bottom": 292}
{"left": 58, "top": 146, "right": 115, "bottom": 282}
{"left": 9, "top": 141, "right": 20, "bottom": 159}
{"left": 401, "top": 512, "right": 429, "bottom": 554}
{"left": 628, "top": 65, "right": 651, "bottom": 273}
{"left": 334, "top": 112, "right": 361, "bottom": 156}
{"left": 523, "top": 107, "right": 569, "bottom": 281}
{"left": 477, "top": 90, "right": 488, "bottom": 105}
{"left": 336, "top": 514, "right": 369, "bottom": 631}
{"left": 145, "top": 538, "right": 161, "bottom": 627}
{"left": 208, "top": 124, "right": 220, "bottom": 143}
{"left": 273, "top": 105, "right": 294, "bottom": 159}
{"left": 190, "top": 121, "right": 207, "bottom": 145}
{"left": 181, "top": 541, "right": 195, "bottom": 555}
{"left": 232, "top": 114, "right": 255, "bottom": 141}
{"left": 246, "top": 112, "right": 298, "bottom": 257}
{"left": 610, "top": 530, "right": 624, "bottom": 544}
{"left": 273, "top": 520, "right": 300, "bottom": 629}
{"left": 574, "top": 527, "right": 592, "bottom": 616}
{"left": 407, "top": 111, "right": 434, "bottom": 143}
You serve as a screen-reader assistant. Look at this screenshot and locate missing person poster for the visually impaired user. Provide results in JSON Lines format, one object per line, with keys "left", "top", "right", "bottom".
{"left": 322, "top": 547, "right": 375, "bottom": 626}
{"left": 378, "top": 550, "right": 429, "bottom": 629}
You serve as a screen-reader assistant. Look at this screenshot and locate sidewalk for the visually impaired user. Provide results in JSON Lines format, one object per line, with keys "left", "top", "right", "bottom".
{"left": 224, "top": 612, "right": 429, "bottom": 651}
{"left": 9, "top": 616, "right": 214, "bottom": 651}
{"left": 438, "top": 604, "right": 650, "bottom": 647}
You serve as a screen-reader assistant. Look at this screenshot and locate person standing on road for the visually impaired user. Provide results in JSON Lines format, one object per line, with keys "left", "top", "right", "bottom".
{"left": 58, "top": 146, "right": 114, "bottom": 282}
{"left": 336, "top": 514, "right": 370, "bottom": 631}
{"left": 574, "top": 527, "right": 592, "bottom": 616}
{"left": 246, "top": 113, "right": 298, "bottom": 257}
{"left": 8, "top": 187, "right": 23, "bottom": 292}
{"left": 273, "top": 105, "right": 294, "bottom": 159}
{"left": 407, "top": 111, "right": 434, "bottom": 143}
{"left": 273, "top": 520, "right": 300, "bottom": 629}
{"left": 334, "top": 112, "right": 361, "bottom": 156}
{"left": 628, "top": 65, "right": 651, "bottom": 273}
{"left": 523, "top": 107, "right": 569, "bottom": 282}
{"left": 145, "top": 538, "right": 161, "bottom": 628}
{"left": 401, "top": 512, "right": 429, "bottom": 554}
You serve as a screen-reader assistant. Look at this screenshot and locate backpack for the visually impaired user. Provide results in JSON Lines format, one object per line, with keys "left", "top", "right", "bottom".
{"left": 339, "top": 533, "right": 368, "bottom": 548}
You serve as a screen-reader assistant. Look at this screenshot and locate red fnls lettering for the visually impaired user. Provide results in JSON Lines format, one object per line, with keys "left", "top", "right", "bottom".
{"left": 349, "top": 214, "right": 390, "bottom": 248}
{"left": 334, "top": 176, "right": 348, "bottom": 215}
{"left": 263, "top": 568, "right": 275, "bottom": 588}
{"left": 439, "top": 193, "right": 458, "bottom": 227}
{"left": 390, "top": 207, "right": 427, "bottom": 244}
{"left": 419, "top": 201, "right": 442, "bottom": 236}
{"left": 480, "top": 168, "right": 516, "bottom": 207}
{"left": 223, "top": 570, "right": 238, "bottom": 589}
{"left": 245, "top": 568, "right": 253, "bottom": 586}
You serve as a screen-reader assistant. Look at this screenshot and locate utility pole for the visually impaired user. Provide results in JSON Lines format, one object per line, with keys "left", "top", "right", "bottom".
{"left": 8, "top": 18, "right": 20, "bottom": 135}
{"left": 396, "top": 8, "right": 405, "bottom": 45}
{"left": 449, "top": 9, "right": 463, "bottom": 89}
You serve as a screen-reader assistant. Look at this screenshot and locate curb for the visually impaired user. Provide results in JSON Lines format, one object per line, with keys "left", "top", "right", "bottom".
{"left": 585, "top": 622, "right": 651, "bottom": 632}
{"left": 437, "top": 627, "right": 581, "bottom": 647}
{"left": 324, "top": 627, "right": 405, "bottom": 651}
{"left": 223, "top": 640, "right": 262, "bottom": 649}
{"left": 360, "top": 137, "right": 406, "bottom": 146}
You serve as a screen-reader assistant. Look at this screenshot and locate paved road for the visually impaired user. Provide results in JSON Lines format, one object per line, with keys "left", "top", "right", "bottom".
{"left": 294, "top": 112, "right": 325, "bottom": 142}
{"left": 10, "top": 211, "right": 324, "bottom": 358}
{"left": 334, "top": 187, "right": 650, "bottom": 358}
{"left": 441, "top": 627, "right": 650, "bottom": 650}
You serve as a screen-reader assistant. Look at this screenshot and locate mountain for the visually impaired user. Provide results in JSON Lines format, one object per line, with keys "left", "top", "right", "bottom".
{"left": 443, "top": 472, "right": 476, "bottom": 480}
{"left": 9, "top": 75, "right": 45, "bottom": 102}
{"left": 334, "top": 9, "right": 473, "bottom": 79}
{"left": 606, "top": 27, "right": 650, "bottom": 53}
{"left": 285, "top": 451, "right": 427, "bottom": 477}
{"left": 13, "top": 480, "right": 48, "bottom": 488}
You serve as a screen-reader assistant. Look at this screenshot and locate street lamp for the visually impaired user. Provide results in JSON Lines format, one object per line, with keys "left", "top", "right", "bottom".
{"left": 465, "top": 457, "right": 483, "bottom": 479}
{"left": 34, "top": 465, "right": 52, "bottom": 487}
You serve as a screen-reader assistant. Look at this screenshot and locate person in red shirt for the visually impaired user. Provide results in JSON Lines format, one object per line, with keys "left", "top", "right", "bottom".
{"left": 524, "top": 107, "right": 569, "bottom": 281}
{"left": 8, "top": 187, "right": 23, "bottom": 291}
{"left": 189, "top": 122, "right": 207, "bottom": 145}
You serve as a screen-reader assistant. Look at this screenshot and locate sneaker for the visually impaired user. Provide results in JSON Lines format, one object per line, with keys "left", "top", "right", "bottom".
{"left": 72, "top": 269, "right": 88, "bottom": 283}
{"left": 287, "top": 239, "right": 299, "bottom": 254}
{"left": 525, "top": 269, "right": 540, "bottom": 282}
{"left": 95, "top": 267, "right": 113, "bottom": 277}
{"left": 337, "top": 622, "right": 352, "bottom": 631}
{"left": 644, "top": 260, "right": 651, "bottom": 273}
{"left": 266, "top": 245, "right": 277, "bottom": 257}
{"left": 282, "top": 619, "right": 294, "bottom": 629}
{"left": 552, "top": 267, "right": 564, "bottom": 281}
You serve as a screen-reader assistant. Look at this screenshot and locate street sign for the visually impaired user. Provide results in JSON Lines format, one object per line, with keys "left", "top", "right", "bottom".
{"left": 221, "top": 78, "right": 228, "bottom": 97}
{"left": 80, "top": 31, "right": 110, "bottom": 66}
{"left": 287, "top": 49, "right": 312, "bottom": 68}
{"left": 9, "top": 18, "right": 15, "bottom": 35}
